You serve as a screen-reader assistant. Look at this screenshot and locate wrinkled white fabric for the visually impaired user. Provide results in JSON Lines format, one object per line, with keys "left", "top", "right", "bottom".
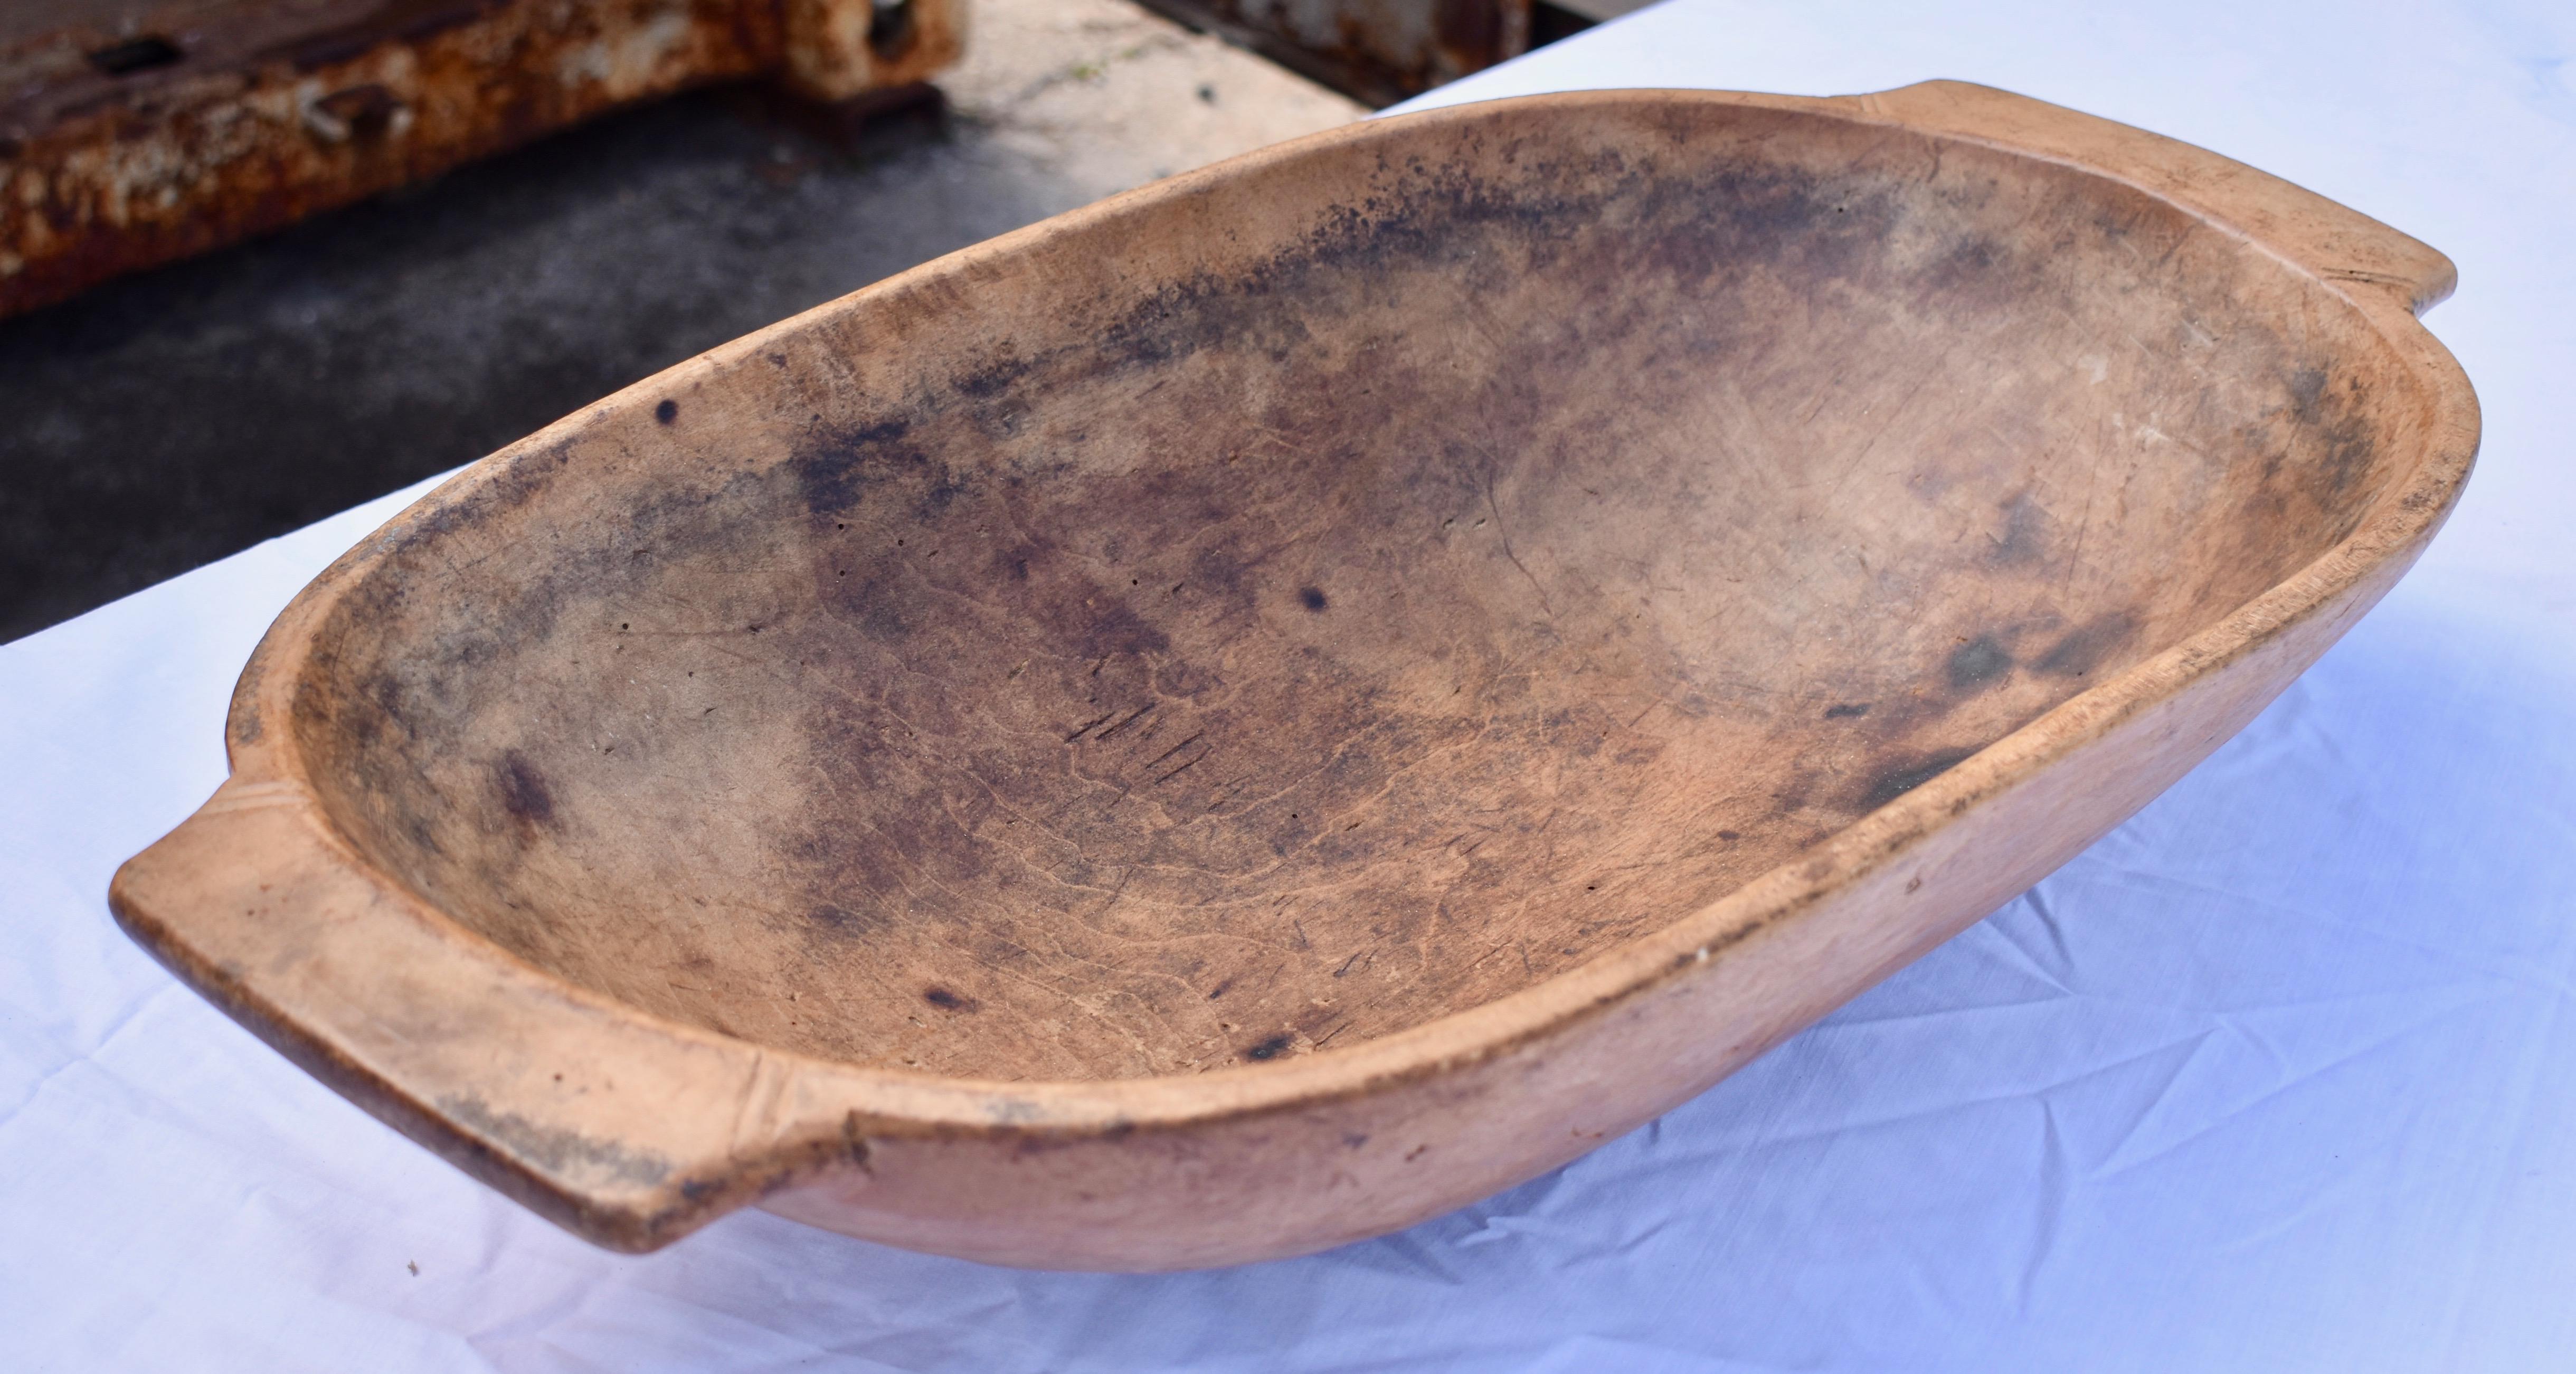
{"left": 5, "top": 2, "right": 2572, "bottom": 1368}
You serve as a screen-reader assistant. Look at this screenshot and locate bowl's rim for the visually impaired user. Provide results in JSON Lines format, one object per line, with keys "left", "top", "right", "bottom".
{"left": 109, "top": 80, "right": 2482, "bottom": 1251}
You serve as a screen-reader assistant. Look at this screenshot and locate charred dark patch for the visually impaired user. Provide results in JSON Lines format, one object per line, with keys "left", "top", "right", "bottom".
{"left": 923, "top": 987, "right": 978, "bottom": 1012}
{"left": 654, "top": 399, "right": 678, "bottom": 425}
{"left": 914, "top": 470, "right": 969, "bottom": 522}
{"left": 2276, "top": 364, "right": 2384, "bottom": 513}
{"left": 1946, "top": 636, "right": 2014, "bottom": 691}
{"left": 1909, "top": 223, "right": 2029, "bottom": 317}
{"left": 1823, "top": 702, "right": 1870, "bottom": 719}
{"left": 1858, "top": 746, "right": 1980, "bottom": 812}
{"left": 1185, "top": 534, "right": 1278, "bottom": 615}
{"left": 2307, "top": 373, "right": 2379, "bottom": 509}
{"left": 2033, "top": 611, "right": 2139, "bottom": 678}
{"left": 2316, "top": 413, "right": 2378, "bottom": 508}
{"left": 1990, "top": 491, "right": 2049, "bottom": 565}
{"left": 808, "top": 902, "right": 885, "bottom": 936}
{"left": 1299, "top": 585, "right": 1330, "bottom": 612}
{"left": 476, "top": 434, "right": 581, "bottom": 519}
{"left": 818, "top": 554, "right": 917, "bottom": 642}
{"left": 1933, "top": 235, "right": 2001, "bottom": 282}
{"left": 1074, "top": 599, "right": 1172, "bottom": 661}
{"left": 2287, "top": 366, "right": 2328, "bottom": 420}
{"left": 1047, "top": 128, "right": 1927, "bottom": 403}
{"left": 1245, "top": 1034, "right": 1294, "bottom": 1061}
{"left": 435, "top": 1095, "right": 668, "bottom": 1187}
{"left": 496, "top": 751, "right": 555, "bottom": 829}
{"left": 789, "top": 418, "right": 920, "bottom": 516}
{"left": 950, "top": 352, "right": 1038, "bottom": 401}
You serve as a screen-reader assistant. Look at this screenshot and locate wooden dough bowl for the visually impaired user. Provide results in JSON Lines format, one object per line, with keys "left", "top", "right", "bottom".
{"left": 111, "top": 82, "right": 2477, "bottom": 1270}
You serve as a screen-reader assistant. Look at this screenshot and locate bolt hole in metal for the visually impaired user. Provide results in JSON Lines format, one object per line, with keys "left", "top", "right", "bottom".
{"left": 867, "top": 0, "right": 916, "bottom": 60}
{"left": 86, "top": 35, "right": 182, "bottom": 76}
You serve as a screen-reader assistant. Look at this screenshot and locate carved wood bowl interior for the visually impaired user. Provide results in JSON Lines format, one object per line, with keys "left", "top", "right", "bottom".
{"left": 113, "top": 83, "right": 2475, "bottom": 1268}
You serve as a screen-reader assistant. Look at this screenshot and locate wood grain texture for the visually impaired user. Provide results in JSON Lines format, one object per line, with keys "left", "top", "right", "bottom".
{"left": 110, "top": 82, "right": 2477, "bottom": 1268}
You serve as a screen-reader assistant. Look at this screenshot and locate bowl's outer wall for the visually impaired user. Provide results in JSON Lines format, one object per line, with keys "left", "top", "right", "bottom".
{"left": 108, "top": 83, "right": 2476, "bottom": 1267}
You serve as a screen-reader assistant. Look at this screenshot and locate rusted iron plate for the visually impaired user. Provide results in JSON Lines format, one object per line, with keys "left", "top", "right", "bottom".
{"left": 0, "top": 0, "right": 962, "bottom": 318}
{"left": 1132, "top": 0, "right": 1529, "bottom": 108}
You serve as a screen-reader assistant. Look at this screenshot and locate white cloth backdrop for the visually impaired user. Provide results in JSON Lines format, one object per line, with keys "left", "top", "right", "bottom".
{"left": 6, "top": 2, "right": 2572, "bottom": 1369}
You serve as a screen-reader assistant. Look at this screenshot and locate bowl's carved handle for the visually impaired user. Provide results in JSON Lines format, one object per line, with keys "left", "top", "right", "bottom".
{"left": 110, "top": 782, "right": 830, "bottom": 1252}
{"left": 1842, "top": 81, "right": 2456, "bottom": 316}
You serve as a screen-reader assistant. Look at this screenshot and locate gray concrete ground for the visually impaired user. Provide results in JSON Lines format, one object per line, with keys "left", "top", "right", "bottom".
{"left": 0, "top": 0, "right": 1367, "bottom": 640}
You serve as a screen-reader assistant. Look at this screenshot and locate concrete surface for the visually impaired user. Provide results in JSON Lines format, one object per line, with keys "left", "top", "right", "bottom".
{"left": 0, "top": 0, "right": 1366, "bottom": 641}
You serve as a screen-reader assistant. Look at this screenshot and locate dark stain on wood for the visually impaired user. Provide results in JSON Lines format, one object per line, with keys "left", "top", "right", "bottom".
{"left": 2034, "top": 611, "right": 2141, "bottom": 678}
{"left": 1858, "top": 747, "right": 1982, "bottom": 812}
{"left": 1947, "top": 637, "right": 2015, "bottom": 691}
{"left": 495, "top": 751, "right": 555, "bottom": 830}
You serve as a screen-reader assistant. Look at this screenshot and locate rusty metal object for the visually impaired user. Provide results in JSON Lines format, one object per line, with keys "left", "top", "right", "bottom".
{"left": 1132, "top": 0, "right": 1530, "bottom": 107}
{"left": 0, "top": 0, "right": 962, "bottom": 318}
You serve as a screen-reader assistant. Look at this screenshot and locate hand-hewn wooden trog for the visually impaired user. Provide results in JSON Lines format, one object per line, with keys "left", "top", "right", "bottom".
{"left": 111, "top": 83, "right": 2478, "bottom": 1269}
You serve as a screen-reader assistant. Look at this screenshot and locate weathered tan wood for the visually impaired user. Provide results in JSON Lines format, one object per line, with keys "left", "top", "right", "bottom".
{"left": 109, "top": 81, "right": 2477, "bottom": 1269}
